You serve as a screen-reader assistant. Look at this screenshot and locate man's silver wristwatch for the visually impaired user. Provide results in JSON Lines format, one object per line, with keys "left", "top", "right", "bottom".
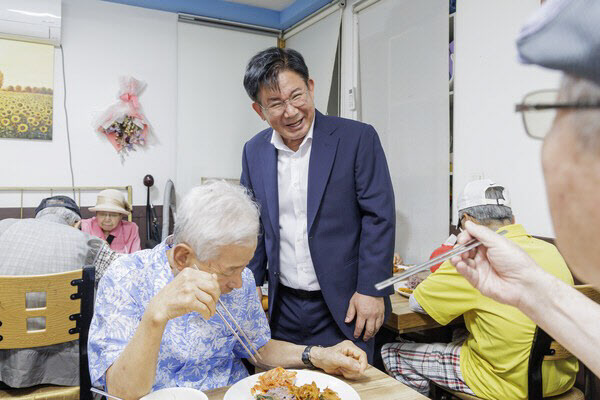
{"left": 302, "top": 345, "right": 322, "bottom": 369}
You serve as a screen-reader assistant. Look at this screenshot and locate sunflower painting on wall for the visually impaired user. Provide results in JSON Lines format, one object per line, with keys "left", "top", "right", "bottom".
{"left": 0, "top": 38, "right": 54, "bottom": 140}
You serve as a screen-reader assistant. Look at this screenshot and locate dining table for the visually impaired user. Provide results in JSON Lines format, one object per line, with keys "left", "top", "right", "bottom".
{"left": 385, "top": 292, "right": 463, "bottom": 334}
{"left": 204, "top": 365, "right": 428, "bottom": 399}
{"left": 385, "top": 292, "right": 441, "bottom": 333}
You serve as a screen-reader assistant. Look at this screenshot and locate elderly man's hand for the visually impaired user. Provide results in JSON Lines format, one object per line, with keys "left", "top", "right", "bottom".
{"left": 451, "top": 221, "right": 543, "bottom": 308}
{"left": 345, "top": 292, "right": 385, "bottom": 341}
{"left": 147, "top": 268, "right": 221, "bottom": 324}
{"left": 310, "top": 340, "right": 368, "bottom": 380}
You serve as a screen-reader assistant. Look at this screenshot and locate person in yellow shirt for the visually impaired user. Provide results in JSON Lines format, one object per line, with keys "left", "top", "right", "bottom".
{"left": 381, "top": 179, "right": 578, "bottom": 399}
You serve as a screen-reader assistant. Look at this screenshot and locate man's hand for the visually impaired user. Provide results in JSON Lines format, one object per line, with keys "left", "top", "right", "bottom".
{"left": 451, "top": 220, "right": 543, "bottom": 308}
{"left": 311, "top": 340, "right": 368, "bottom": 380}
{"left": 146, "top": 268, "right": 221, "bottom": 325}
{"left": 345, "top": 292, "right": 385, "bottom": 341}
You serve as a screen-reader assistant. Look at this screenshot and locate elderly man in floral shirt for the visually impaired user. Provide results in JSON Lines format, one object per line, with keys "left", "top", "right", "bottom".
{"left": 88, "top": 181, "right": 367, "bottom": 399}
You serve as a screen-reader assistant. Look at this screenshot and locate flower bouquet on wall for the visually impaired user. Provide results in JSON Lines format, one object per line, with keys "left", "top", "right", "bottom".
{"left": 95, "top": 76, "right": 151, "bottom": 159}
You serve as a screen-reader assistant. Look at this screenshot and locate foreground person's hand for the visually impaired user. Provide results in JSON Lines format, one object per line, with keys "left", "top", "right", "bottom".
{"left": 311, "top": 340, "right": 368, "bottom": 380}
{"left": 146, "top": 268, "right": 221, "bottom": 324}
{"left": 451, "top": 221, "right": 543, "bottom": 308}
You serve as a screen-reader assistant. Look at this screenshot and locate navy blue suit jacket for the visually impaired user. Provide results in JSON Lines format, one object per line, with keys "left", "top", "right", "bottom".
{"left": 240, "top": 110, "right": 395, "bottom": 342}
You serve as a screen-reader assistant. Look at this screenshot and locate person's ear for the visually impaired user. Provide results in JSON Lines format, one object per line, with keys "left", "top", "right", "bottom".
{"left": 307, "top": 78, "right": 315, "bottom": 98}
{"left": 172, "top": 243, "right": 194, "bottom": 272}
{"left": 252, "top": 102, "right": 267, "bottom": 121}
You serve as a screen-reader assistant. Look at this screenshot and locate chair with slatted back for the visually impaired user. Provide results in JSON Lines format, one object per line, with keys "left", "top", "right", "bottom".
{"left": 574, "top": 285, "right": 600, "bottom": 400}
{"left": 0, "top": 266, "right": 95, "bottom": 400}
{"left": 433, "top": 284, "right": 600, "bottom": 400}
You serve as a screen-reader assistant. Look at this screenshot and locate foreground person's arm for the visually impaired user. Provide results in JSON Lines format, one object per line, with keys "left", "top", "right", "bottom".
{"left": 253, "top": 339, "right": 368, "bottom": 380}
{"left": 451, "top": 221, "right": 600, "bottom": 376}
{"left": 519, "top": 271, "right": 600, "bottom": 377}
{"left": 106, "top": 269, "right": 220, "bottom": 400}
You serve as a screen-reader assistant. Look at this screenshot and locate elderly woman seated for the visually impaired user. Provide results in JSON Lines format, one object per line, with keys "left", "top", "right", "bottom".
{"left": 81, "top": 189, "right": 140, "bottom": 253}
{"left": 88, "top": 181, "right": 367, "bottom": 398}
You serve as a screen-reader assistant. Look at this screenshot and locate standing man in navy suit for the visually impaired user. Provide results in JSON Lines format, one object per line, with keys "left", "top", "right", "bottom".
{"left": 240, "top": 47, "right": 395, "bottom": 362}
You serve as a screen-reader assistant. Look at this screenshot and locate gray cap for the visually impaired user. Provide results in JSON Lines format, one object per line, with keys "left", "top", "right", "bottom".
{"left": 35, "top": 195, "right": 81, "bottom": 217}
{"left": 517, "top": 0, "right": 600, "bottom": 86}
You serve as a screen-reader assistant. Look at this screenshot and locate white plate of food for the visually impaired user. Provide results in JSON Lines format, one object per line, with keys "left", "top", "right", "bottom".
{"left": 141, "top": 387, "right": 208, "bottom": 400}
{"left": 393, "top": 264, "right": 415, "bottom": 274}
{"left": 224, "top": 367, "right": 359, "bottom": 400}
{"left": 394, "top": 271, "right": 429, "bottom": 298}
{"left": 395, "top": 281, "right": 414, "bottom": 298}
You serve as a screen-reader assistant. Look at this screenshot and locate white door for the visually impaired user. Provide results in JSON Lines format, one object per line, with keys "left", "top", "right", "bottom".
{"left": 357, "top": 0, "right": 449, "bottom": 262}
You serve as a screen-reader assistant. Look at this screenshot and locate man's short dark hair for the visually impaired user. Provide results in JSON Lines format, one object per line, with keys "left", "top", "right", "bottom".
{"left": 243, "top": 47, "right": 310, "bottom": 103}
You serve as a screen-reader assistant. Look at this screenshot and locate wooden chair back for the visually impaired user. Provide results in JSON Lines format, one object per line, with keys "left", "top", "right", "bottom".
{"left": 0, "top": 269, "right": 84, "bottom": 349}
{"left": 528, "top": 284, "right": 599, "bottom": 400}
{"left": 0, "top": 267, "right": 95, "bottom": 400}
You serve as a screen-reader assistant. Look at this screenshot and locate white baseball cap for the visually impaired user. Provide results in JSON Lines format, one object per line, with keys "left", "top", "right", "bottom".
{"left": 457, "top": 179, "right": 511, "bottom": 211}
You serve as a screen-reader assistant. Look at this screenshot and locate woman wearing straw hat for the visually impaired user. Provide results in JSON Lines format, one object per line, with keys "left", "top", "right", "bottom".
{"left": 81, "top": 189, "right": 141, "bottom": 253}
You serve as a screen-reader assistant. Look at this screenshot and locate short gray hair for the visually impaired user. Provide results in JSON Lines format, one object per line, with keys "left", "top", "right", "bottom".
{"left": 558, "top": 74, "right": 600, "bottom": 150}
{"left": 173, "top": 181, "right": 260, "bottom": 261}
{"left": 459, "top": 186, "right": 513, "bottom": 223}
{"left": 36, "top": 207, "right": 81, "bottom": 226}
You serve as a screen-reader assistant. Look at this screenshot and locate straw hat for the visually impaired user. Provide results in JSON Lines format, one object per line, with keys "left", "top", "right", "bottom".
{"left": 89, "top": 189, "right": 131, "bottom": 215}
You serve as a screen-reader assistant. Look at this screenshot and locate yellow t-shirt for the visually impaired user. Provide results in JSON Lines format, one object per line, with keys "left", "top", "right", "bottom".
{"left": 414, "top": 224, "right": 578, "bottom": 400}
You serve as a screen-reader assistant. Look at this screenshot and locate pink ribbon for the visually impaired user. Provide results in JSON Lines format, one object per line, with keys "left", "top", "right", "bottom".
{"left": 119, "top": 93, "right": 140, "bottom": 109}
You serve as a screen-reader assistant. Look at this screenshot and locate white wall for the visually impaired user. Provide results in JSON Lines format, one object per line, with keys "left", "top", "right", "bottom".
{"left": 285, "top": 9, "right": 342, "bottom": 114}
{"left": 340, "top": 0, "right": 361, "bottom": 121}
{"left": 356, "top": 0, "right": 449, "bottom": 263}
{"left": 453, "top": 0, "right": 561, "bottom": 236}
{"left": 340, "top": 0, "right": 562, "bottom": 240}
{"left": 0, "top": 0, "right": 177, "bottom": 207}
{"left": 176, "top": 22, "right": 275, "bottom": 197}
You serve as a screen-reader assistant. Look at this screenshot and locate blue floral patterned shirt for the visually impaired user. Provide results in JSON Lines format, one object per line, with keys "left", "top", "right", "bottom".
{"left": 88, "top": 237, "right": 271, "bottom": 391}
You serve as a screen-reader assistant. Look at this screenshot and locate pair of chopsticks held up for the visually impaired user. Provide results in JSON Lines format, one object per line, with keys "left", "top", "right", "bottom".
{"left": 192, "top": 231, "right": 503, "bottom": 361}
{"left": 375, "top": 231, "right": 507, "bottom": 291}
{"left": 192, "top": 265, "right": 262, "bottom": 364}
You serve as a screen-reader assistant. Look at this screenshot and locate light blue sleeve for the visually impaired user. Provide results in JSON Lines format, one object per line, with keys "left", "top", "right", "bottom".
{"left": 87, "top": 262, "right": 144, "bottom": 389}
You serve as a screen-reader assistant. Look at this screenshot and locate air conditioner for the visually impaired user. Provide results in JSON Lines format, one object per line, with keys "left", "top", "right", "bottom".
{"left": 0, "top": 0, "right": 61, "bottom": 46}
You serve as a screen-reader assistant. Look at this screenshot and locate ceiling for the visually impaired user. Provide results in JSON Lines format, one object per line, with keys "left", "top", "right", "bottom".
{"left": 103, "top": 0, "right": 333, "bottom": 30}
{"left": 225, "top": 0, "right": 295, "bottom": 12}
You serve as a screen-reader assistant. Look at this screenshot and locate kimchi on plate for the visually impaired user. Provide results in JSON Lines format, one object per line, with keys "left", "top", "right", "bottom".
{"left": 251, "top": 367, "right": 341, "bottom": 400}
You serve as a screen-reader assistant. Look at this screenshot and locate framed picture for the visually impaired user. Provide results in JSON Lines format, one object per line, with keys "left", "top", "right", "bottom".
{"left": 0, "top": 39, "right": 54, "bottom": 140}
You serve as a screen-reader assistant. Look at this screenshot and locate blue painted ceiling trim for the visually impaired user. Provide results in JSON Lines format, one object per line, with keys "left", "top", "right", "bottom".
{"left": 103, "top": 0, "right": 333, "bottom": 30}
{"left": 281, "top": 0, "right": 331, "bottom": 29}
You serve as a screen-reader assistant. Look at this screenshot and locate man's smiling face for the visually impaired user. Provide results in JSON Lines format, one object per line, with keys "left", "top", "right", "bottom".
{"left": 253, "top": 69, "right": 315, "bottom": 151}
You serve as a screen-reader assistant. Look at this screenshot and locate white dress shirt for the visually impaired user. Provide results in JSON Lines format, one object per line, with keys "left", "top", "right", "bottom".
{"left": 271, "top": 119, "right": 320, "bottom": 291}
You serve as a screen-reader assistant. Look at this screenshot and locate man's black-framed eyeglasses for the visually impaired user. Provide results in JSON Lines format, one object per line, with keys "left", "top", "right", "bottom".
{"left": 515, "top": 89, "right": 600, "bottom": 140}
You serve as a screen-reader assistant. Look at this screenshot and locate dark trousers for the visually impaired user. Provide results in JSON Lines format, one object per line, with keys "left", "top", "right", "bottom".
{"left": 270, "top": 285, "right": 375, "bottom": 363}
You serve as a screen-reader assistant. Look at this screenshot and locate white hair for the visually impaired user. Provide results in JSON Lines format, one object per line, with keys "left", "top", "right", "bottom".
{"left": 36, "top": 207, "right": 81, "bottom": 226}
{"left": 173, "top": 181, "right": 260, "bottom": 261}
{"left": 558, "top": 74, "right": 600, "bottom": 150}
